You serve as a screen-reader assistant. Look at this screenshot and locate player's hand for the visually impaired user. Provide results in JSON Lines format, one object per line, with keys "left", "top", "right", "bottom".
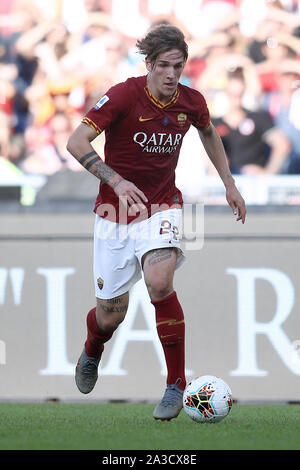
{"left": 113, "top": 178, "right": 148, "bottom": 214}
{"left": 226, "top": 184, "right": 246, "bottom": 224}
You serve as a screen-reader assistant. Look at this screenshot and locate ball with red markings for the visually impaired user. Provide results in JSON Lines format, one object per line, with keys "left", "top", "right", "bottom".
{"left": 183, "top": 375, "right": 232, "bottom": 423}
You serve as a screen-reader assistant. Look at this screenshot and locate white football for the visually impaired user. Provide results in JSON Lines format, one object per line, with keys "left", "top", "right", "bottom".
{"left": 183, "top": 375, "right": 233, "bottom": 423}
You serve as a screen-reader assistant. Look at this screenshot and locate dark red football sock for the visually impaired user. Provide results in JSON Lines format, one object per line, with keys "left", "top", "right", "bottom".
{"left": 151, "top": 291, "right": 186, "bottom": 391}
{"left": 84, "top": 308, "right": 113, "bottom": 359}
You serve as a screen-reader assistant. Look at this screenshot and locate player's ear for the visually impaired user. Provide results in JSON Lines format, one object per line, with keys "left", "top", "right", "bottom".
{"left": 145, "top": 58, "right": 152, "bottom": 72}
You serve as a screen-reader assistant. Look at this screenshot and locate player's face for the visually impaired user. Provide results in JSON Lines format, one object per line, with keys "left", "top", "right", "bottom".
{"left": 146, "top": 49, "right": 185, "bottom": 103}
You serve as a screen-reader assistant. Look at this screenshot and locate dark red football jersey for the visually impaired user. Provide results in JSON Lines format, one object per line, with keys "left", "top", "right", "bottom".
{"left": 82, "top": 75, "right": 210, "bottom": 223}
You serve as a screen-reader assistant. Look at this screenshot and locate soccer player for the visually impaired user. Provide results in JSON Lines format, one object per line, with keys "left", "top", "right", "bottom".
{"left": 67, "top": 24, "right": 246, "bottom": 421}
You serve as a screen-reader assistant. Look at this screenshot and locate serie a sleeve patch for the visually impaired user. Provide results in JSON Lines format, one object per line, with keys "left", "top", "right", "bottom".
{"left": 94, "top": 95, "right": 110, "bottom": 110}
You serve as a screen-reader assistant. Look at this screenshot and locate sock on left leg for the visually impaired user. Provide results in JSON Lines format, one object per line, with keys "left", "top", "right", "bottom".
{"left": 152, "top": 291, "right": 186, "bottom": 391}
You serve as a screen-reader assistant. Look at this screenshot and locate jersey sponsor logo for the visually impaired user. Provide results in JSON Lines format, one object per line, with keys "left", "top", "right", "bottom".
{"left": 162, "top": 116, "right": 170, "bottom": 126}
{"left": 139, "top": 116, "right": 154, "bottom": 122}
{"left": 94, "top": 95, "right": 109, "bottom": 110}
{"left": 133, "top": 132, "right": 183, "bottom": 154}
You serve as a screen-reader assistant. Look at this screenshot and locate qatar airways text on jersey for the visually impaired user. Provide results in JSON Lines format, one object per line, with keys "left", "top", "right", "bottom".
{"left": 133, "top": 132, "right": 183, "bottom": 154}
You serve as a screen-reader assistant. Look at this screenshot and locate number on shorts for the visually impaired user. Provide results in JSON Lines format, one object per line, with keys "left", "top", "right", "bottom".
{"left": 159, "top": 220, "right": 179, "bottom": 240}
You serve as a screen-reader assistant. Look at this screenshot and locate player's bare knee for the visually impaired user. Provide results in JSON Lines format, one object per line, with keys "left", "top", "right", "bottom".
{"left": 96, "top": 308, "right": 126, "bottom": 333}
{"left": 96, "top": 293, "right": 129, "bottom": 332}
{"left": 97, "top": 315, "right": 122, "bottom": 333}
{"left": 146, "top": 278, "right": 173, "bottom": 301}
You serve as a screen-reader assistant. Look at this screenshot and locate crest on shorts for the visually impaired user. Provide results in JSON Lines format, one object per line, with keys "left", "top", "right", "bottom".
{"left": 97, "top": 277, "right": 104, "bottom": 290}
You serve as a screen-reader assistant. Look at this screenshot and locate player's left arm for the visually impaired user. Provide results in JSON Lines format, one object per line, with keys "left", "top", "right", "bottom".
{"left": 198, "top": 122, "right": 246, "bottom": 224}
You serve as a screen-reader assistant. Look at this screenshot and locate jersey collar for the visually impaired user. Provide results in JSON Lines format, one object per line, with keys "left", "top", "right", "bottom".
{"left": 144, "top": 85, "right": 179, "bottom": 109}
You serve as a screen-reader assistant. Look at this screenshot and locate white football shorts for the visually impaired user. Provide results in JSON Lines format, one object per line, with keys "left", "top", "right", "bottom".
{"left": 93, "top": 208, "right": 185, "bottom": 299}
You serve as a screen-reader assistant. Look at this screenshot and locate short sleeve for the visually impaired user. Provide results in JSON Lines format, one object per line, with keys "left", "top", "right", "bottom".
{"left": 191, "top": 91, "right": 211, "bottom": 130}
{"left": 82, "top": 81, "right": 132, "bottom": 134}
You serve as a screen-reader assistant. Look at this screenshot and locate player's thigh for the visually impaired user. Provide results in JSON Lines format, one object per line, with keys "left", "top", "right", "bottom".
{"left": 96, "top": 292, "right": 129, "bottom": 332}
{"left": 135, "top": 208, "right": 185, "bottom": 299}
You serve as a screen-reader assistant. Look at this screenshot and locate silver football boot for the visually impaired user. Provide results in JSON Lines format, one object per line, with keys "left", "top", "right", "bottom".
{"left": 75, "top": 349, "right": 100, "bottom": 394}
{"left": 153, "top": 382, "right": 184, "bottom": 421}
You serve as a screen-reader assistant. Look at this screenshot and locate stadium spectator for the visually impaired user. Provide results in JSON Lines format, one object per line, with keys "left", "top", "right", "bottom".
{"left": 264, "top": 59, "right": 300, "bottom": 173}
{"left": 21, "top": 111, "right": 82, "bottom": 175}
{"left": 2, "top": 1, "right": 42, "bottom": 133}
{"left": 211, "top": 68, "right": 291, "bottom": 175}
{"left": 0, "top": 0, "right": 299, "bottom": 188}
{"left": 0, "top": 111, "right": 11, "bottom": 159}
{"left": 253, "top": 32, "right": 300, "bottom": 93}
{"left": 195, "top": 53, "right": 262, "bottom": 116}
{"left": 61, "top": 0, "right": 106, "bottom": 33}
{"left": 187, "top": 0, "right": 239, "bottom": 38}
{"left": 186, "top": 30, "right": 237, "bottom": 89}
{"left": 245, "top": 3, "right": 300, "bottom": 91}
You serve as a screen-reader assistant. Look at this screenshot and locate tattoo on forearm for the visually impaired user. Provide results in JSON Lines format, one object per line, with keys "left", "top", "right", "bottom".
{"left": 85, "top": 156, "right": 101, "bottom": 170}
{"left": 112, "top": 177, "right": 123, "bottom": 189}
{"left": 78, "top": 151, "right": 97, "bottom": 165}
{"left": 146, "top": 249, "right": 173, "bottom": 266}
{"left": 94, "top": 163, "right": 119, "bottom": 185}
{"left": 78, "top": 150, "right": 120, "bottom": 186}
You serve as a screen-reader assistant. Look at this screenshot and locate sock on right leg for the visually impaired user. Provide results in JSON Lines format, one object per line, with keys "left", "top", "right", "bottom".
{"left": 84, "top": 307, "right": 113, "bottom": 359}
{"left": 152, "top": 291, "right": 186, "bottom": 391}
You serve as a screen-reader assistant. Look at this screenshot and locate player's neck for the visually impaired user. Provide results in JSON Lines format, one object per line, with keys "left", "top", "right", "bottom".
{"left": 146, "top": 77, "right": 176, "bottom": 105}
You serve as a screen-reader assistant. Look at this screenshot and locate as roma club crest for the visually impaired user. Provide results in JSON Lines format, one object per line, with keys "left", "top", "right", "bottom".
{"left": 177, "top": 113, "right": 187, "bottom": 126}
{"left": 97, "top": 277, "right": 104, "bottom": 290}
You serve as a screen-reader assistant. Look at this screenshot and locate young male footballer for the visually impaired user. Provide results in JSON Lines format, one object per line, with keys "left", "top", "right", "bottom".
{"left": 67, "top": 24, "right": 246, "bottom": 421}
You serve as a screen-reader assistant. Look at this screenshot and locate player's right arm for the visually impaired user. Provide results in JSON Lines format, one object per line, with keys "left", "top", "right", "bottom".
{"left": 66, "top": 122, "right": 148, "bottom": 208}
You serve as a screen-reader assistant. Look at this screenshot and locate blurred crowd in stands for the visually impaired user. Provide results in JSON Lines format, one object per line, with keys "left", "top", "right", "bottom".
{"left": 1, "top": 0, "right": 300, "bottom": 186}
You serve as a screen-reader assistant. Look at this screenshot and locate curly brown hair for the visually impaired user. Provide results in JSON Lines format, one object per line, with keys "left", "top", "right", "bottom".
{"left": 136, "top": 24, "right": 188, "bottom": 65}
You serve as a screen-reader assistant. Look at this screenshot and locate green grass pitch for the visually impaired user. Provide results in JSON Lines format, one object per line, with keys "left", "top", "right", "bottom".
{"left": 0, "top": 402, "right": 299, "bottom": 450}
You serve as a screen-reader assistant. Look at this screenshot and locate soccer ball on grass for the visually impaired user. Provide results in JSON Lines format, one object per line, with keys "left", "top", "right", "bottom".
{"left": 183, "top": 375, "right": 232, "bottom": 423}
